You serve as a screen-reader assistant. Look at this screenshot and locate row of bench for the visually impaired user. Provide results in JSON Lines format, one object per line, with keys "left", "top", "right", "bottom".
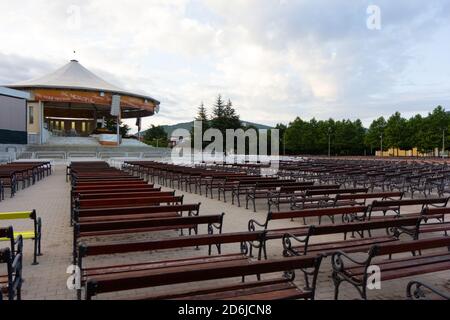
{"left": 0, "top": 226, "right": 23, "bottom": 300}
{"left": 0, "top": 161, "right": 51, "bottom": 199}
{"left": 66, "top": 161, "right": 450, "bottom": 300}
{"left": 78, "top": 211, "right": 450, "bottom": 300}
{"left": 69, "top": 162, "right": 228, "bottom": 299}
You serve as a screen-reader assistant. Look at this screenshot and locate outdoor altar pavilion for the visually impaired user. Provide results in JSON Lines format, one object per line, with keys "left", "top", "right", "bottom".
{"left": 6, "top": 60, "right": 160, "bottom": 145}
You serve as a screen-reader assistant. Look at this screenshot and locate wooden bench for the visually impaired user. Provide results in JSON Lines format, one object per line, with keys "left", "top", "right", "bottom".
{"left": 73, "top": 179, "right": 147, "bottom": 187}
{"left": 0, "top": 171, "right": 17, "bottom": 197}
{"left": 232, "top": 179, "right": 296, "bottom": 207}
{"left": 330, "top": 191, "right": 404, "bottom": 208}
{"left": 246, "top": 181, "right": 315, "bottom": 212}
{"left": 70, "top": 186, "right": 160, "bottom": 212}
{"left": 417, "top": 207, "right": 450, "bottom": 236}
{"left": 331, "top": 236, "right": 450, "bottom": 299}
{"left": 282, "top": 216, "right": 427, "bottom": 257}
{"left": 0, "top": 227, "right": 23, "bottom": 301}
{"left": 217, "top": 176, "right": 280, "bottom": 203}
{"left": 72, "top": 190, "right": 174, "bottom": 214}
{"left": 267, "top": 184, "right": 341, "bottom": 211}
{"left": 72, "top": 213, "right": 225, "bottom": 264}
{"left": 73, "top": 203, "right": 201, "bottom": 224}
{"left": 72, "top": 183, "right": 154, "bottom": 193}
{"left": 84, "top": 254, "right": 323, "bottom": 300}
{"left": 198, "top": 172, "right": 248, "bottom": 197}
{"left": 249, "top": 206, "right": 369, "bottom": 258}
{"left": 74, "top": 195, "right": 184, "bottom": 210}
{"left": 406, "top": 281, "right": 450, "bottom": 300}
{"left": 291, "top": 188, "right": 369, "bottom": 211}
{"left": 74, "top": 231, "right": 266, "bottom": 299}
{"left": 0, "top": 210, "right": 42, "bottom": 264}
{"left": 366, "top": 197, "right": 450, "bottom": 219}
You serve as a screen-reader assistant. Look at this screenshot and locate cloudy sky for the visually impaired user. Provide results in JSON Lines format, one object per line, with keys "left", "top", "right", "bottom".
{"left": 1, "top": 0, "right": 450, "bottom": 131}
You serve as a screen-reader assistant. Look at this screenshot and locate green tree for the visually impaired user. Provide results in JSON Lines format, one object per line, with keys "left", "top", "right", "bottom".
{"left": 423, "top": 106, "right": 450, "bottom": 153}
{"left": 384, "top": 112, "right": 408, "bottom": 155}
{"left": 210, "top": 96, "right": 241, "bottom": 133}
{"left": 364, "top": 117, "right": 386, "bottom": 154}
{"left": 191, "top": 102, "right": 210, "bottom": 149}
{"left": 105, "top": 117, "right": 131, "bottom": 138}
{"left": 143, "top": 125, "right": 169, "bottom": 147}
{"left": 211, "top": 94, "right": 226, "bottom": 119}
{"left": 275, "top": 123, "right": 287, "bottom": 155}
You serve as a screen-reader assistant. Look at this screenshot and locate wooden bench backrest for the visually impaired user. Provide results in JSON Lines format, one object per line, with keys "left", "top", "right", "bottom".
{"left": 81, "top": 231, "right": 264, "bottom": 257}
{"left": 0, "top": 210, "right": 35, "bottom": 220}
{"left": 72, "top": 187, "right": 160, "bottom": 195}
{"left": 255, "top": 181, "right": 314, "bottom": 189}
{"left": 77, "top": 214, "right": 223, "bottom": 233}
{"left": 280, "top": 184, "right": 340, "bottom": 193}
{"left": 72, "top": 184, "right": 154, "bottom": 192}
{"left": 77, "top": 195, "right": 184, "bottom": 209}
{"left": 309, "top": 216, "right": 421, "bottom": 236}
{"left": 270, "top": 206, "right": 368, "bottom": 221}
{"left": 74, "top": 180, "right": 145, "bottom": 186}
{"left": 373, "top": 236, "right": 450, "bottom": 256}
{"left": 305, "top": 188, "right": 369, "bottom": 196}
{"left": 335, "top": 192, "right": 403, "bottom": 201}
{"left": 76, "top": 203, "right": 200, "bottom": 218}
{"left": 422, "top": 207, "right": 450, "bottom": 216}
{"left": 77, "top": 191, "right": 174, "bottom": 200}
{"left": 371, "top": 197, "right": 449, "bottom": 209}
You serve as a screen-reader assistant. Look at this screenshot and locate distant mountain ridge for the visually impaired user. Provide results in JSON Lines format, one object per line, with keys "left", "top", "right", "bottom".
{"left": 158, "top": 120, "right": 273, "bottom": 136}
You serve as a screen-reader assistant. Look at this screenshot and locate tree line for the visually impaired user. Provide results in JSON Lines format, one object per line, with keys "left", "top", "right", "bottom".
{"left": 278, "top": 106, "right": 449, "bottom": 156}
{"left": 144, "top": 95, "right": 449, "bottom": 156}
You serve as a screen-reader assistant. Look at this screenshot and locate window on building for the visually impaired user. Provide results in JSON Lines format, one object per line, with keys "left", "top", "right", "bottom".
{"left": 82, "top": 122, "right": 86, "bottom": 132}
{"left": 71, "top": 121, "right": 76, "bottom": 130}
{"left": 28, "top": 106, "right": 34, "bottom": 125}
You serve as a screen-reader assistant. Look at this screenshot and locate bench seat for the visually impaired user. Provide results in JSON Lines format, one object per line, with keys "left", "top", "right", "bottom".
{"left": 291, "top": 235, "right": 398, "bottom": 256}
{"left": 266, "top": 227, "right": 309, "bottom": 240}
{"left": 419, "top": 222, "right": 450, "bottom": 234}
{"left": 345, "top": 252, "right": 450, "bottom": 282}
{"left": 82, "top": 253, "right": 248, "bottom": 280}
{"left": 138, "top": 278, "right": 310, "bottom": 300}
{"left": 79, "top": 224, "right": 198, "bottom": 237}
{"left": 78, "top": 212, "right": 179, "bottom": 223}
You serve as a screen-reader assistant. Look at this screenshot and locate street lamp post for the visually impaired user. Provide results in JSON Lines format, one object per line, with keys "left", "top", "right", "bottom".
{"left": 442, "top": 128, "right": 446, "bottom": 158}
{"left": 380, "top": 133, "right": 383, "bottom": 157}
{"left": 328, "top": 128, "right": 332, "bottom": 158}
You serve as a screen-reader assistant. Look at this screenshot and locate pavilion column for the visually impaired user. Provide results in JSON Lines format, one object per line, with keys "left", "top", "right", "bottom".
{"left": 93, "top": 106, "right": 98, "bottom": 132}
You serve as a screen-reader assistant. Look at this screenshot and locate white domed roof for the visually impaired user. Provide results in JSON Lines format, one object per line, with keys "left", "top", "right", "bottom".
{"left": 7, "top": 60, "right": 159, "bottom": 105}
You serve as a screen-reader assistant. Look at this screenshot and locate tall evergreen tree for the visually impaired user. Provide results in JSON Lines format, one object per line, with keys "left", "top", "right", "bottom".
{"left": 195, "top": 102, "right": 209, "bottom": 122}
{"left": 212, "top": 95, "right": 226, "bottom": 118}
{"left": 191, "top": 102, "right": 210, "bottom": 149}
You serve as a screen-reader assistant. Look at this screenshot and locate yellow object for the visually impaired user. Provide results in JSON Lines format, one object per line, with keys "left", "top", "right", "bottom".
{"left": 0, "top": 211, "right": 33, "bottom": 220}
{"left": 0, "top": 231, "right": 36, "bottom": 241}
{"left": 376, "top": 147, "right": 438, "bottom": 157}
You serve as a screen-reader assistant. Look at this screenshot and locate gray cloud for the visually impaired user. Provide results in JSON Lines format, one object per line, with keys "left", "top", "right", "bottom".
{"left": 1, "top": 0, "right": 449, "bottom": 131}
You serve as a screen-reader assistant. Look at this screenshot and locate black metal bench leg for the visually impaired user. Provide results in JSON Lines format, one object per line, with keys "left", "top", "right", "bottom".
{"left": 32, "top": 240, "right": 38, "bottom": 265}
{"left": 332, "top": 273, "right": 342, "bottom": 300}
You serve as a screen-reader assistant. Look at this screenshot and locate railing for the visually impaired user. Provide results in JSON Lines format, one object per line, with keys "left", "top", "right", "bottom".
{"left": 14, "top": 149, "right": 171, "bottom": 162}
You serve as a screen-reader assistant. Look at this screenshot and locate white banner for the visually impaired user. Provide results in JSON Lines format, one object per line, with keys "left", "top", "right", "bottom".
{"left": 111, "top": 95, "right": 121, "bottom": 116}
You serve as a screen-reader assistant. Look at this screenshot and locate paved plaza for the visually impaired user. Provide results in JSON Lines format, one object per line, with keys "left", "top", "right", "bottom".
{"left": 0, "top": 164, "right": 448, "bottom": 300}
